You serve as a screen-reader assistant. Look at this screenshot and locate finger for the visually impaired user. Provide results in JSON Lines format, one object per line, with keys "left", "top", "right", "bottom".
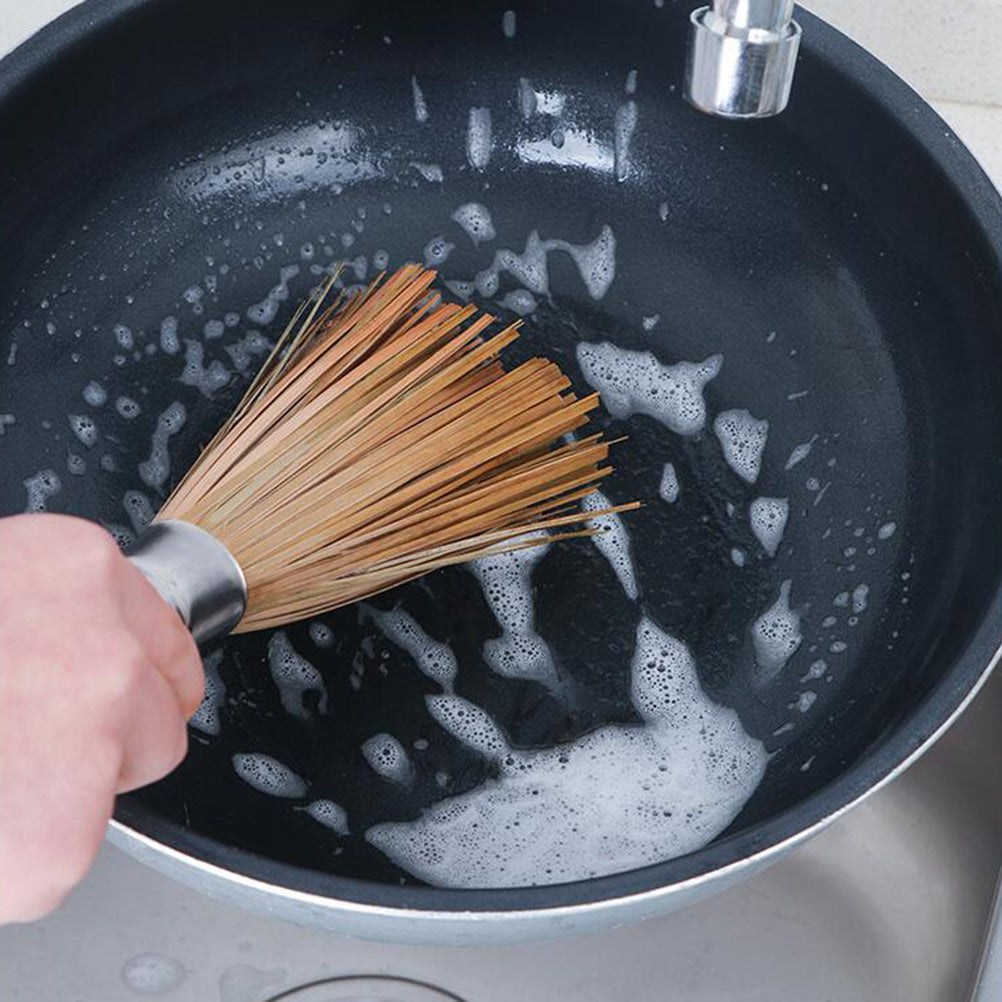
{"left": 115, "top": 659, "right": 189, "bottom": 792}
{"left": 117, "top": 564, "right": 205, "bottom": 717}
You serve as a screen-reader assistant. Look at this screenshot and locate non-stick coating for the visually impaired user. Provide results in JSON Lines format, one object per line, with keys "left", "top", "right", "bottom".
{"left": 3, "top": 0, "right": 1002, "bottom": 913}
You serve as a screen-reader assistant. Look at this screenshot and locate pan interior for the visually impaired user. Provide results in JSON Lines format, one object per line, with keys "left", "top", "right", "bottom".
{"left": 3, "top": 0, "right": 1002, "bottom": 902}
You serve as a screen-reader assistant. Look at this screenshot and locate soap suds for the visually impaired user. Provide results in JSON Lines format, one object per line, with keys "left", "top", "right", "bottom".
{"left": 371, "top": 607, "right": 457, "bottom": 691}
{"left": 785, "top": 435, "right": 817, "bottom": 470}
{"left": 427, "top": 694, "right": 508, "bottom": 757}
{"left": 268, "top": 631, "right": 328, "bottom": 718}
{"left": 123, "top": 490, "right": 155, "bottom": 532}
{"left": 659, "top": 462, "right": 680, "bottom": 503}
{"left": 801, "top": 659, "right": 827, "bottom": 682}
{"left": 182, "top": 284, "right": 203, "bottom": 310}
{"left": 577, "top": 341, "right": 722, "bottom": 435}
{"left": 466, "top": 107, "right": 493, "bottom": 170}
{"left": 476, "top": 231, "right": 548, "bottom": 297}
{"left": 247, "top": 264, "right": 299, "bottom": 326}
{"left": 368, "top": 617, "right": 767, "bottom": 887}
{"left": 138, "top": 401, "right": 186, "bottom": 489}
{"left": 583, "top": 491, "right": 638, "bottom": 600}
{"left": 301, "top": 799, "right": 348, "bottom": 834}
{"left": 749, "top": 497, "right": 789, "bottom": 558}
{"left": 423, "top": 235, "right": 455, "bottom": 266}
{"left": 451, "top": 202, "right": 496, "bottom": 245}
{"left": 115, "top": 396, "right": 141, "bottom": 420}
{"left": 159, "top": 316, "right": 180, "bottom": 354}
{"left": 411, "top": 75, "right": 429, "bottom": 123}
{"left": 83, "top": 381, "right": 107, "bottom": 407}
{"left": 190, "top": 650, "right": 225, "bottom": 736}
{"left": 232, "top": 754, "right": 307, "bottom": 797}
{"left": 411, "top": 162, "right": 444, "bottom": 183}
{"left": 475, "top": 226, "right": 616, "bottom": 302}
{"left": 751, "top": 580, "right": 802, "bottom": 684}
{"left": 613, "top": 100, "right": 638, "bottom": 182}
{"left": 556, "top": 225, "right": 617, "bottom": 299}
{"left": 500, "top": 289, "right": 537, "bottom": 316}
{"left": 714, "top": 409, "right": 769, "bottom": 484}
{"left": 308, "top": 621, "right": 335, "bottom": 648}
{"left": 517, "top": 77, "right": 537, "bottom": 120}
{"left": 68, "top": 414, "right": 97, "bottom": 448}
{"left": 224, "top": 331, "right": 271, "bottom": 374}
{"left": 795, "top": 691, "right": 817, "bottom": 713}
{"left": 180, "top": 340, "right": 230, "bottom": 396}
{"left": 23, "top": 469, "right": 62, "bottom": 513}
{"left": 362, "top": 734, "right": 414, "bottom": 786}
{"left": 470, "top": 534, "right": 560, "bottom": 691}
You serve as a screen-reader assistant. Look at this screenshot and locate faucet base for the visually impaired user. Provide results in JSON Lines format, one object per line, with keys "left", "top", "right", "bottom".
{"left": 685, "top": 4, "right": 802, "bottom": 119}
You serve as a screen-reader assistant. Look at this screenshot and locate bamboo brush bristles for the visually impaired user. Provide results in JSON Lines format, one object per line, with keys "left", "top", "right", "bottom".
{"left": 157, "top": 264, "right": 637, "bottom": 633}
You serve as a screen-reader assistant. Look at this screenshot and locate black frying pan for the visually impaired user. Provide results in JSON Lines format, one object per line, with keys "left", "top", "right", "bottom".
{"left": 3, "top": 0, "right": 1002, "bottom": 943}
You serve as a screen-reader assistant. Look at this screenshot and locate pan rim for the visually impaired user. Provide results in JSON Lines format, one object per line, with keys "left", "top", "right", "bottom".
{"left": 5, "top": 0, "right": 1002, "bottom": 925}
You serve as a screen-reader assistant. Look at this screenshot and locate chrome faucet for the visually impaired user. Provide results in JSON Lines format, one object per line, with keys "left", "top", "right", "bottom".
{"left": 685, "top": 0, "right": 802, "bottom": 118}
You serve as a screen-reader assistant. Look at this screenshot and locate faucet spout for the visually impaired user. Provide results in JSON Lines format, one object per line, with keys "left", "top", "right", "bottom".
{"left": 684, "top": 0, "right": 801, "bottom": 119}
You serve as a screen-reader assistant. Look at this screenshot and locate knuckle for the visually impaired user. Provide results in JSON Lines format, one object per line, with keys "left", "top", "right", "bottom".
{"left": 70, "top": 516, "right": 116, "bottom": 552}
{"left": 100, "top": 647, "right": 149, "bottom": 706}
{"left": 59, "top": 523, "right": 125, "bottom": 590}
{"left": 83, "top": 528, "right": 124, "bottom": 580}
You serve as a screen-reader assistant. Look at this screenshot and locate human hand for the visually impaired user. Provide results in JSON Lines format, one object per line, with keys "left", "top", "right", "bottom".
{"left": 0, "top": 514, "right": 203, "bottom": 923}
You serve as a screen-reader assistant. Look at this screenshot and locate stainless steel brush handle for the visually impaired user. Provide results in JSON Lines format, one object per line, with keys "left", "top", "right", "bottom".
{"left": 125, "top": 520, "right": 247, "bottom": 645}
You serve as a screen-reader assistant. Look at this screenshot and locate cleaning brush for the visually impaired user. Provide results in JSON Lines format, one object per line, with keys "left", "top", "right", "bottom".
{"left": 125, "top": 264, "right": 636, "bottom": 643}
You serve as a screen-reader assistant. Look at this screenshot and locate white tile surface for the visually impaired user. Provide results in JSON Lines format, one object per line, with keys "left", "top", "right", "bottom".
{"left": 0, "top": 0, "right": 79, "bottom": 56}
{"left": 803, "top": 0, "right": 1002, "bottom": 106}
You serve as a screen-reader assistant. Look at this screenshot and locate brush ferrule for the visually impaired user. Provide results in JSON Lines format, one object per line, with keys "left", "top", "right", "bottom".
{"left": 125, "top": 520, "right": 247, "bottom": 645}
